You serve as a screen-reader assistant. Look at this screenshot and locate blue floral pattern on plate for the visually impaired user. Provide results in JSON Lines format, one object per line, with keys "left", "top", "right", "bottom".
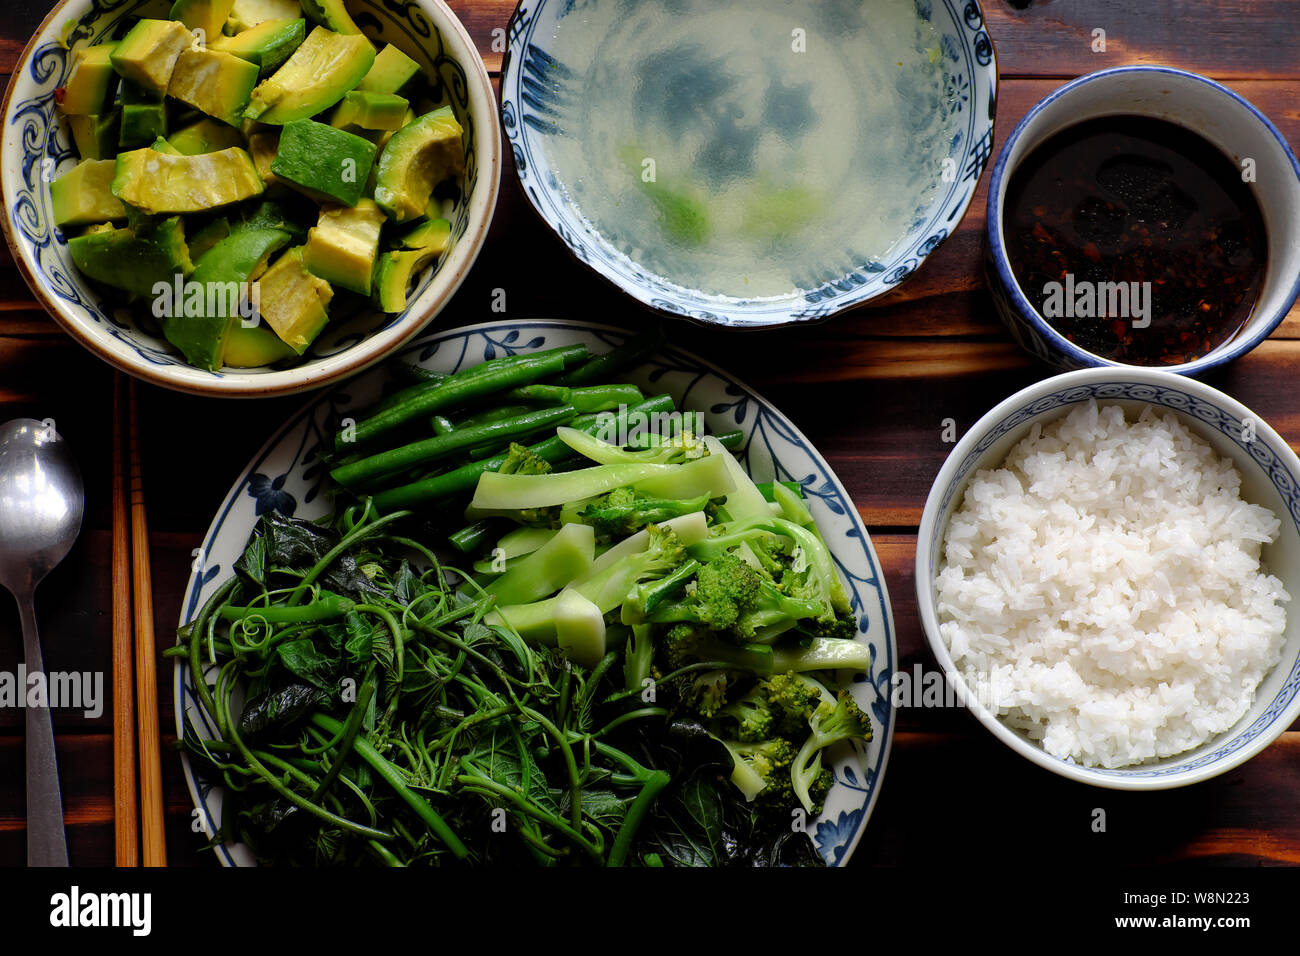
{"left": 176, "top": 320, "right": 897, "bottom": 866}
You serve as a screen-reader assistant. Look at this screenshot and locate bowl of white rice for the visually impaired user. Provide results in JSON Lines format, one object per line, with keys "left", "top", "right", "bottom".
{"left": 916, "top": 368, "right": 1300, "bottom": 788}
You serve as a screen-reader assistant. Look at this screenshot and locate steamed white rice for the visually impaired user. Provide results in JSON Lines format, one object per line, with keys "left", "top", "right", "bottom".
{"left": 936, "top": 400, "right": 1289, "bottom": 768}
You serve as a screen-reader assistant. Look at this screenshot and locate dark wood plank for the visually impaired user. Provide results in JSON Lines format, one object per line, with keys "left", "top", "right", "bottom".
{"left": 856, "top": 731, "right": 1300, "bottom": 866}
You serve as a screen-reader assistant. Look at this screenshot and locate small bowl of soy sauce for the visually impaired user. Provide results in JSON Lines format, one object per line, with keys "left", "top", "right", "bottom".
{"left": 986, "top": 65, "right": 1300, "bottom": 374}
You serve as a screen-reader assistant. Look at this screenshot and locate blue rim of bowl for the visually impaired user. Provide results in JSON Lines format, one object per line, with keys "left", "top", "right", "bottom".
{"left": 915, "top": 367, "right": 1300, "bottom": 788}
{"left": 498, "top": 0, "right": 999, "bottom": 330}
{"left": 985, "top": 65, "right": 1300, "bottom": 376}
{"left": 175, "top": 318, "right": 898, "bottom": 865}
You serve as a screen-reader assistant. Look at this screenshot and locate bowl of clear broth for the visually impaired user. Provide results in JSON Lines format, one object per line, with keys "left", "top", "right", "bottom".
{"left": 986, "top": 65, "right": 1300, "bottom": 374}
{"left": 500, "top": 0, "right": 998, "bottom": 328}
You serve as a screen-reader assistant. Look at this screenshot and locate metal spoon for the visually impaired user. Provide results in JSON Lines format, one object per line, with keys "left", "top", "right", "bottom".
{"left": 0, "top": 419, "right": 84, "bottom": 866}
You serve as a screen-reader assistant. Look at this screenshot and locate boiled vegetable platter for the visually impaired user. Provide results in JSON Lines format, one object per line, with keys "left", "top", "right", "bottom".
{"left": 175, "top": 319, "right": 897, "bottom": 867}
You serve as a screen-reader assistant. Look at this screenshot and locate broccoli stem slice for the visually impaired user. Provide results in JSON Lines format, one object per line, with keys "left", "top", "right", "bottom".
{"left": 770, "top": 637, "right": 871, "bottom": 674}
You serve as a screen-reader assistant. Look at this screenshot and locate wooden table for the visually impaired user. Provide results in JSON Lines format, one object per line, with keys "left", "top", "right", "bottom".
{"left": 1, "top": 0, "right": 1298, "bottom": 869}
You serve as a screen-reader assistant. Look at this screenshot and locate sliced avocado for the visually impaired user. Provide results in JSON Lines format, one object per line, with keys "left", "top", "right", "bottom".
{"left": 67, "top": 111, "right": 121, "bottom": 160}
{"left": 257, "top": 245, "right": 332, "bottom": 352}
{"left": 328, "top": 90, "right": 409, "bottom": 131}
{"left": 58, "top": 43, "right": 118, "bottom": 115}
{"left": 372, "top": 243, "right": 441, "bottom": 313}
{"left": 50, "top": 159, "right": 128, "bottom": 228}
{"left": 149, "top": 135, "right": 183, "bottom": 155}
{"left": 66, "top": 217, "right": 193, "bottom": 296}
{"left": 243, "top": 26, "right": 375, "bottom": 125}
{"left": 112, "top": 146, "right": 264, "bottom": 213}
{"left": 227, "top": 0, "right": 301, "bottom": 33}
{"left": 109, "top": 19, "right": 194, "bottom": 95}
{"left": 270, "top": 118, "right": 375, "bottom": 206}
{"left": 167, "top": 47, "right": 260, "bottom": 126}
{"left": 188, "top": 217, "right": 231, "bottom": 259}
{"left": 209, "top": 17, "right": 305, "bottom": 74}
{"left": 300, "top": 0, "right": 363, "bottom": 35}
{"left": 222, "top": 322, "right": 296, "bottom": 366}
{"left": 118, "top": 80, "right": 168, "bottom": 149}
{"left": 246, "top": 127, "right": 281, "bottom": 183}
{"left": 161, "top": 222, "right": 291, "bottom": 369}
{"left": 170, "top": 0, "right": 236, "bottom": 39}
{"left": 168, "top": 116, "right": 245, "bottom": 154}
{"left": 240, "top": 199, "right": 307, "bottom": 243}
{"left": 357, "top": 43, "right": 420, "bottom": 95}
{"left": 303, "top": 198, "right": 385, "bottom": 294}
{"left": 396, "top": 216, "right": 450, "bottom": 251}
{"left": 373, "top": 106, "right": 464, "bottom": 222}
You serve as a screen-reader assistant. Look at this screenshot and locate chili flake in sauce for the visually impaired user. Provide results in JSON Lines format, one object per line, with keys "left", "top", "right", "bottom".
{"left": 1004, "top": 116, "right": 1267, "bottom": 365}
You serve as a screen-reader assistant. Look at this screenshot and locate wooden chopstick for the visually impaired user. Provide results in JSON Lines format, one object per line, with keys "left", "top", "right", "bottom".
{"left": 128, "top": 378, "right": 167, "bottom": 867}
{"left": 111, "top": 373, "right": 139, "bottom": 867}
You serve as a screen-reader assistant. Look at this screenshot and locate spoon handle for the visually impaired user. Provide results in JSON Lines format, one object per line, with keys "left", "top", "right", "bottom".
{"left": 20, "top": 596, "right": 69, "bottom": 867}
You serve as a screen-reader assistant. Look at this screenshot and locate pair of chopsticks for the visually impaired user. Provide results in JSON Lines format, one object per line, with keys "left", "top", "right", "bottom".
{"left": 111, "top": 372, "right": 167, "bottom": 867}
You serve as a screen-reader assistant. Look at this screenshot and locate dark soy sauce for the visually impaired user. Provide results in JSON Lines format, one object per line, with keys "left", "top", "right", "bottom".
{"left": 1004, "top": 116, "right": 1267, "bottom": 365}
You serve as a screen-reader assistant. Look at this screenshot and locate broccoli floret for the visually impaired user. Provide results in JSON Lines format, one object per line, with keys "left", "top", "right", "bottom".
{"left": 622, "top": 558, "right": 701, "bottom": 624}
{"left": 498, "top": 442, "right": 558, "bottom": 526}
{"left": 791, "top": 690, "right": 872, "bottom": 814}
{"left": 719, "top": 687, "right": 776, "bottom": 742}
{"left": 765, "top": 672, "right": 826, "bottom": 735}
{"left": 682, "top": 669, "right": 730, "bottom": 719}
{"left": 721, "top": 736, "right": 798, "bottom": 806}
{"left": 648, "top": 552, "right": 762, "bottom": 631}
{"left": 719, "top": 672, "right": 823, "bottom": 741}
{"left": 657, "top": 623, "right": 775, "bottom": 675}
{"left": 499, "top": 442, "right": 551, "bottom": 476}
{"left": 579, "top": 486, "right": 711, "bottom": 538}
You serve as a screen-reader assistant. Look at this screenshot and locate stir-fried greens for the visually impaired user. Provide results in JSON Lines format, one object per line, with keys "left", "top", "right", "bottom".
{"left": 176, "top": 330, "right": 873, "bottom": 866}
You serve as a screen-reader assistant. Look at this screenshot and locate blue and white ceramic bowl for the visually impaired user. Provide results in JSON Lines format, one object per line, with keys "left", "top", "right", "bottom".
{"left": 0, "top": 0, "right": 500, "bottom": 397}
{"left": 500, "top": 0, "right": 998, "bottom": 328}
{"left": 916, "top": 368, "right": 1300, "bottom": 789}
{"left": 986, "top": 66, "right": 1300, "bottom": 375}
{"left": 176, "top": 319, "right": 897, "bottom": 865}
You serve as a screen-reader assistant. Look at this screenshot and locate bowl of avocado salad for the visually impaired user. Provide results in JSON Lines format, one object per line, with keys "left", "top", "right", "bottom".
{"left": 1, "top": 0, "right": 500, "bottom": 396}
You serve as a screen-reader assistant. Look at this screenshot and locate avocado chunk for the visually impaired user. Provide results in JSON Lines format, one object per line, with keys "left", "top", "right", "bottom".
{"left": 68, "top": 111, "right": 121, "bottom": 160}
{"left": 329, "top": 90, "right": 409, "bottom": 131}
{"left": 396, "top": 216, "right": 450, "bottom": 251}
{"left": 167, "top": 47, "right": 260, "bottom": 126}
{"left": 188, "top": 217, "right": 231, "bottom": 259}
{"left": 373, "top": 106, "right": 464, "bottom": 223}
{"left": 303, "top": 198, "right": 385, "bottom": 294}
{"left": 300, "top": 0, "right": 363, "bottom": 35}
{"left": 210, "top": 17, "right": 305, "bottom": 74}
{"left": 227, "top": 0, "right": 302, "bottom": 32}
{"left": 51, "top": 159, "right": 128, "bottom": 228}
{"left": 357, "top": 43, "right": 420, "bottom": 95}
{"left": 112, "top": 146, "right": 265, "bottom": 213}
{"left": 149, "top": 135, "right": 183, "bottom": 155}
{"left": 58, "top": 43, "right": 119, "bottom": 115}
{"left": 270, "top": 119, "right": 375, "bottom": 206}
{"left": 246, "top": 127, "right": 281, "bottom": 183}
{"left": 161, "top": 222, "right": 292, "bottom": 369}
{"left": 170, "top": 0, "right": 236, "bottom": 39}
{"left": 257, "top": 245, "right": 332, "bottom": 353}
{"left": 373, "top": 243, "right": 443, "bottom": 313}
{"left": 67, "top": 217, "right": 193, "bottom": 297}
{"left": 167, "top": 116, "right": 246, "bottom": 154}
{"left": 109, "top": 19, "right": 194, "bottom": 95}
{"left": 119, "top": 80, "right": 168, "bottom": 149}
{"left": 244, "top": 26, "right": 375, "bottom": 125}
{"left": 222, "top": 322, "right": 297, "bottom": 366}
